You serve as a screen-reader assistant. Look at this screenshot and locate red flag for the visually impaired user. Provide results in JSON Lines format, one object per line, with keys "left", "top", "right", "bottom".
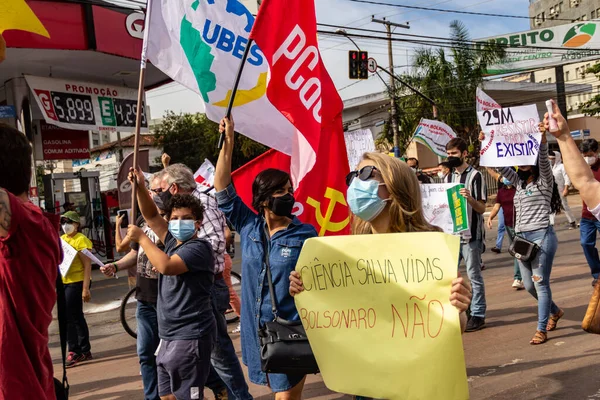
{"left": 236, "top": 0, "right": 350, "bottom": 236}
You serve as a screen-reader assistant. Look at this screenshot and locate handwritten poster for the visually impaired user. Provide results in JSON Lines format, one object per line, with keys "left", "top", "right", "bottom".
{"left": 420, "top": 183, "right": 455, "bottom": 234}
{"left": 446, "top": 184, "right": 469, "bottom": 233}
{"left": 59, "top": 239, "right": 78, "bottom": 277}
{"left": 294, "top": 233, "right": 468, "bottom": 400}
{"left": 344, "top": 129, "right": 376, "bottom": 170}
{"left": 412, "top": 119, "right": 457, "bottom": 157}
{"left": 478, "top": 104, "right": 542, "bottom": 167}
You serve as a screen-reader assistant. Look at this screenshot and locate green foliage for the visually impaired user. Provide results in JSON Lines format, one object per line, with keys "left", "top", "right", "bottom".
{"left": 379, "top": 20, "right": 505, "bottom": 160}
{"left": 153, "top": 112, "right": 268, "bottom": 171}
{"left": 581, "top": 64, "right": 600, "bottom": 117}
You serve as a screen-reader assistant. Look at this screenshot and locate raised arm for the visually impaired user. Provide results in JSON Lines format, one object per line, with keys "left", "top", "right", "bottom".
{"left": 537, "top": 133, "right": 553, "bottom": 186}
{"left": 115, "top": 213, "right": 131, "bottom": 252}
{"left": 130, "top": 168, "right": 168, "bottom": 243}
{"left": 127, "top": 226, "right": 190, "bottom": 276}
{"left": 214, "top": 117, "right": 234, "bottom": 192}
{"left": 545, "top": 101, "right": 600, "bottom": 209}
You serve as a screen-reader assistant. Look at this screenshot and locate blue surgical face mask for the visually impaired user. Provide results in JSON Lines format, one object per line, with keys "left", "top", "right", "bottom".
{"left": 168, "top": 220, "right": 197, "bottom": 241}
{"left": 502, "top": 177, "right": 512, "bottom": 186}
{"left": 347, "top": 178, "right": 388, "bottom": 222}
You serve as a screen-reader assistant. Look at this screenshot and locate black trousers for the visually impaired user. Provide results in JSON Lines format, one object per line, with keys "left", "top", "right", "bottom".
{"left": 64, "top": 281, "right": 91, "bottom": 354}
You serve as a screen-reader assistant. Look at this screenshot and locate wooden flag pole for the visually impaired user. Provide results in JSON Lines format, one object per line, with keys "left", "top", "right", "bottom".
{"left": 130, "top": 1, "right": 152, "bottom": 222}
{"left": 217, "top": 38, "right": 254, "bottom": 149}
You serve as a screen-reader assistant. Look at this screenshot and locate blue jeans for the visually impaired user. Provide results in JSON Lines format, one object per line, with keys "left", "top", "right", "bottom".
{"left": 580, "top": 218, "right": 600, "bottom": 279}
{"left": 136, "top": 300, "right": 160, "bottom": 400}
{"left": 496, "top": 208, "right": 506, "bottom": 249}
{"left": 459, "top": 240, "right": 486, "bottom": 318}
{"left": 207, "top": 278, "right": 253, "bottom": 400}
{"left": 516, "top": 226, "right": 560, "bottom": 332}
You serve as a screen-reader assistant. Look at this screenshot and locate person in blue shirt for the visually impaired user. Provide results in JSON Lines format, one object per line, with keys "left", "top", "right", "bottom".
{"left": 214, "top": 116, "right": 317, "bottom": 400}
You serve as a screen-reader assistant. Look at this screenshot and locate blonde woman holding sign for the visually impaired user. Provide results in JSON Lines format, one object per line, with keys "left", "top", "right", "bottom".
{"left": 289, "top": 152, "right": 472, "bottom": 331}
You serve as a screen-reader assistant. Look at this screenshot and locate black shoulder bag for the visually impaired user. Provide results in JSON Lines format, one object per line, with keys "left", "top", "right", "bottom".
{"left": 54, "top": 273, "right": 70, "bottom": 399}
{"left": 507, "top": 187, "right": 540, "bottom": 263}
{"left": 257, "top": 224, "right": 319, "bottom": 375}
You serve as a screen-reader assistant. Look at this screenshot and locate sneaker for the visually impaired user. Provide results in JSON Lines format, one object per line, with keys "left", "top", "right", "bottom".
{"left": 568, "top": 221, "right": 577, "bottom": 230}
{"left": 465, "top": 316, "right": 486, "bottom": 332}
{"left": 512, "top": 279, "right": 525, "bottom": 290}
{"left": 82, "top": 351, "right": 93, "bottom": 361}
{"left": 231, "top": 323, "right": 241, "bottom": 334}
{"left": 65, "top": 352, "right": 85, "bottom": 368}
{"left": 491, "top": 247, "right": 501, "bottom": 254}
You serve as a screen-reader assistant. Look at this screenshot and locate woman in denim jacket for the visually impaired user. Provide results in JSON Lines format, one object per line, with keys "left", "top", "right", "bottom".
{"left": 214, "top": 117, "right": 316, "bottom": 399}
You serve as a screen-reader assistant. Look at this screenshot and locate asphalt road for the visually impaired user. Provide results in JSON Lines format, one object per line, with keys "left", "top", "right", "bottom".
{"left": 49, "top": 196, "right": 600, "bottom": 399}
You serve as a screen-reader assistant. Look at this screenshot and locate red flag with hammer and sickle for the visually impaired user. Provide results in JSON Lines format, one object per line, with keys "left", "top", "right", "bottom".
{"left": 233, "top": 0, "right": 350, "bottom": 236}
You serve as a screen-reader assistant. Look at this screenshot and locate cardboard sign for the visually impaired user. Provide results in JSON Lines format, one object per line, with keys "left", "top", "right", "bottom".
{"left": 59, "top": 239, "right": 78, "bottom": 277}
{"left": 344, "top": 129, "right": 376, "bottom": 170}
{"left": 294, "top": 233, "right": 468, "bottom": 400}
{"left": 412, "top": 119, "right": 457, "bottom": 157}
{"left": 478, "top": 104, "right": 542, "bottom": 167}
{"left": 420, "top": 183, "right": 455, "bottom": 234}
{"left": 446, "top": 184, "right": 469, "bottom": 233}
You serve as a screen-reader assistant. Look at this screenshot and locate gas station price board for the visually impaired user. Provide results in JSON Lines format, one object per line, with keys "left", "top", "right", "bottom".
{"left": 25, "top": 75, "right": 148, "bottom": 132}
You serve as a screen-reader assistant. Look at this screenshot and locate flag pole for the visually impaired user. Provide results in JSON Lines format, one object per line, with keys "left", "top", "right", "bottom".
{"left": 217, "top": 38, "right": 254, "bottom": 149}
{"left": 130, "top": 0, "right": 153, "bottom": 221}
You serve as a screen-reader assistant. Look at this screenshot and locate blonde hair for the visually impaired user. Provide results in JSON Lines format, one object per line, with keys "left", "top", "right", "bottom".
{"left": 351, "top": 152, "right": 442, "bottom": 235}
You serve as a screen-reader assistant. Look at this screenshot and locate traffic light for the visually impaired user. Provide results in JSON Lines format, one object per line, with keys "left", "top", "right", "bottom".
{"left": 359, "top": 51, "right": 369, "bottom": 79}
{"left": 348, "top": 50, "right": 359, "bottom": 79}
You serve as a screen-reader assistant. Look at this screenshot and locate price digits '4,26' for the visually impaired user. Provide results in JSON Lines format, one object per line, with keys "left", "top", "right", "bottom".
{"left": 51, "top": 92, "right": 95, "bottom": 125}
{"left": 114, "top": 98, "right": 147, "bottom": 128}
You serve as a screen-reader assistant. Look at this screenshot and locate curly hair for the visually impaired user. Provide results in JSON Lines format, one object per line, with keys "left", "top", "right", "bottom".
{"left": 165, "top": 194, "right": 205, "bottom": 221}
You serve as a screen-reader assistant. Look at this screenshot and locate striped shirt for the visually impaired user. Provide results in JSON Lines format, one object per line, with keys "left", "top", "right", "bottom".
{"left": 446, "top": 165, "right": 487, "bottom": 242}
{"left": 192, "top": 188, "right": 227, "bottom": 274}
{"left": 499, "top": 143, "right": 553, "bottom": 233}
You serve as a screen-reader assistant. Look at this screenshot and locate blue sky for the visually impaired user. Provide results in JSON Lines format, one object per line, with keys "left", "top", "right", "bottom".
{"left": 147, "top": 0, "right": 532, "bottom": 119}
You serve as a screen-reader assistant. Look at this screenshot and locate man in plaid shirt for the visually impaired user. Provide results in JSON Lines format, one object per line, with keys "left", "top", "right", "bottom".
{"left": 158, "top": 163, "right": 252, "bottom": 400}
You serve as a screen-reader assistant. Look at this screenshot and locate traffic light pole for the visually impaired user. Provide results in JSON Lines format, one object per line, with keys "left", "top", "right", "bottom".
{"left": 373, "top": 17, "right": 409, "bottom": 157}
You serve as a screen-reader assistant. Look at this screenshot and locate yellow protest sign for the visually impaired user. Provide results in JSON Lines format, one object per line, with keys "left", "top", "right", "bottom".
{"left": 294, "top": 232, "right": 468, "bottom": 400}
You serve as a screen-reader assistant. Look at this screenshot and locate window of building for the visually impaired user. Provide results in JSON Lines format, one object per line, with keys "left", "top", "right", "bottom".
{"left": 583, "top": 14, "right": 588, "bottom": 20}
{"left": 592, "top": 10, "right": 596, "bottom": 18}
{"left": 548, "top": 77, "right": 552, "bottom": 83}
{"left": 566, "top": 70, "right": 570, "bottom": 81}
{"left": 93, "top": 139, "right": 99, "bottom": 146}
{"left": 559, "top": 1, "right": 564, "bottom": 11}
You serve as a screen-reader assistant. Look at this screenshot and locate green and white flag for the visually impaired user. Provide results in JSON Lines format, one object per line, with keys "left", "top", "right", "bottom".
{"left": 144, "top": 0, "right": 296, "bottom": 155}
{"left": 412, "top": 118, "right": 457, "bottom": 157}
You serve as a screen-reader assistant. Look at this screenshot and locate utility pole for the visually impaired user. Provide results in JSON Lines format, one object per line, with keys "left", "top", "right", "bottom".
{"left": 372, "top": 17, "right": 409, "bottom": 158}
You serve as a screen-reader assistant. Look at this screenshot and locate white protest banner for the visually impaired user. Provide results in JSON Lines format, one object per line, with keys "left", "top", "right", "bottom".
{"left": 476, "top": 87, "right": 500, "bottom": 112}
{"left": 412, "top": 119, "right": 457, "bottom": 157}
{"left": 478, "top": 104, "right": 542, "bottom": 167}
{"left": 420, "top": 183, "right": 455, "bottom": 234}
{"left": 344, "top": 129, "right": 376, "bottom": 170}
{"left": 194, "top": 159, "right": 216, "bottom": 190}
{"left": 59, "top": 238, "right": 78, "bottom": 277}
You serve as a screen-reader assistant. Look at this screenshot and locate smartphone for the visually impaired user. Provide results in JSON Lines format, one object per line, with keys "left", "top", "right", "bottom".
{"left": 117, "top": 210, "right": 129, "bottom": 228}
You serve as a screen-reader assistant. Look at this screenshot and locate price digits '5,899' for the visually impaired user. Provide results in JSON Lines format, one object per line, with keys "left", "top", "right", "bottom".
{"left": 51, "top": 92, "right": 95, "bottom": 125}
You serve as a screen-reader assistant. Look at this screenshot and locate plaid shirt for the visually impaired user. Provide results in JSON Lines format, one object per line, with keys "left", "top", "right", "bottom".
{"left": 193, "top": 188, "right": 226, "bottom": 274}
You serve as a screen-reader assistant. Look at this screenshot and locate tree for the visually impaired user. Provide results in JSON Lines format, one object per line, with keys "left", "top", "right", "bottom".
{"left": 379, "top": 20, "right": 505, "bottom": 159}
{"left": 582, "top": 64, "right": 600, "bottom": 117}
{"left": 153, "top": 112, "right": 267, "bottom": 171}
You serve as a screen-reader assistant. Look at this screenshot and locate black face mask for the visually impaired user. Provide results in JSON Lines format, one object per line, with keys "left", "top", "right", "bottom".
{"left": 158, "top": 188, "right": 173, "bottom": 206}
{"left": 517, "top": 169, "right": 532, "bottom": 182}
{"left": 446, "top": 156, "right": 463, "bottom": 169}
{"left": 268, "top": 193, "right": 295, "bottom": 217}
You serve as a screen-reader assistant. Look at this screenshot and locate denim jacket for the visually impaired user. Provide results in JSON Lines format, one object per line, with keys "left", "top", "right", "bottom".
{"left": 216, "top": 184, "right": 317, "bottom": 389}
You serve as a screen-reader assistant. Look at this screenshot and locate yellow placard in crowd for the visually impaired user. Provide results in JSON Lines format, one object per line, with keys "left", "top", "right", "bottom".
{"left": 294, "top": 232, "right": 468, "bottom": 400}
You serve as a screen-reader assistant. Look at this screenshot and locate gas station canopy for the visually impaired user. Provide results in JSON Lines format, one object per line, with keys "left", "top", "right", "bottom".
{"left": 1, "top": 0, "right": 168, "bottom": 90}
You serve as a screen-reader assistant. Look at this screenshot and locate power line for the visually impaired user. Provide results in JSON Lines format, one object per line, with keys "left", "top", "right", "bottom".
{"left": 340, "top": 0, "right": 578, "bottom": 22}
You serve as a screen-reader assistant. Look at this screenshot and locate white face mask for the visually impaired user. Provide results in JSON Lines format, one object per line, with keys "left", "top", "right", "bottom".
{"left": 437, "top": 171, "right": 445, "bottom": 179}
{"left": 585, "top": 156, "right": 597, "bottom": 166}
{"left": 62, "top": 223, "right": 75, "bottom": 235}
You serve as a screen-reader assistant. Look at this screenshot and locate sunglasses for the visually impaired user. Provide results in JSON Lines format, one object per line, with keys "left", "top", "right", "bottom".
{"left": 345, "top": 166, "right": 378, "bottom": 186}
